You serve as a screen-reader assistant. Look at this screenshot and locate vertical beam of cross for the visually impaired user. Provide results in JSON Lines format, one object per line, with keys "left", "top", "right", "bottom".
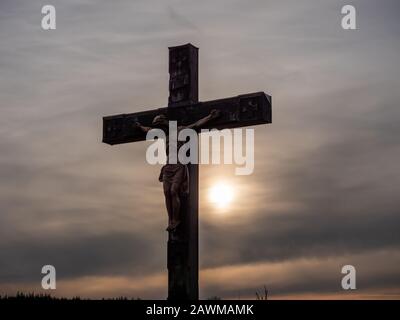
{"left": 167, "top": 44, "right": 199, "bottom": 300}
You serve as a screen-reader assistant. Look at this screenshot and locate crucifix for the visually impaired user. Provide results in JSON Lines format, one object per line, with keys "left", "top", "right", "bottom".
{"left": 102, "top": 43, "right": 272, "bottom": 300}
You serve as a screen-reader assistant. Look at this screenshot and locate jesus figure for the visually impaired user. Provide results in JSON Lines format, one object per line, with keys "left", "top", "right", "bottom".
{"left": 134, "top": 109, "right": 220, "bottom": 232}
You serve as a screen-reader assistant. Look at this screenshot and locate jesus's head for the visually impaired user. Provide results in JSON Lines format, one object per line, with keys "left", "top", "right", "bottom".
{"left": 152, "top": 114, "right": 169, "bottom": 130}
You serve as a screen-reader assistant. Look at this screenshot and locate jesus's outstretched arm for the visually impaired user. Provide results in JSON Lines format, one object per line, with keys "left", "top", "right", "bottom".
{"left": 133, "top": 121, "right": 153, "bottom": 133}
{"left": 187, "top": 109, "right": 220, "bottom": 130}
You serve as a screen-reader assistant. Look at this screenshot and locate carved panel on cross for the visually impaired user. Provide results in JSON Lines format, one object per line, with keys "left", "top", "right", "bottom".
{"left": 168, "top": 44, "right": 198, "bottom": 107}
{"left": 169, "top": 47, "right": 190, "bottom": 104}
{"left": 104, "top": 115, "right": 126, "bottom": 140}
{"left": 238, "top": 94, "right": 263, "bottom": 121}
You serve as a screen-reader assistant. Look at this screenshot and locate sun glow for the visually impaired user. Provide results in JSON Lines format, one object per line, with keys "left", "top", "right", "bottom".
{"left": 209, "top": 182, "right": 234, "bottom": 209}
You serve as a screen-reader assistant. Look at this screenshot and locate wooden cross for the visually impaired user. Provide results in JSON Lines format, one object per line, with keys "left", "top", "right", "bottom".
{"left": 102, "top": 43, "right": 272, "bottom": 300}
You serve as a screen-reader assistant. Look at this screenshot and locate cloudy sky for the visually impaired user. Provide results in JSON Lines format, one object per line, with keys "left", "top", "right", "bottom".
{"left": 1, "top": 0, "right": 400, "bottom": 299}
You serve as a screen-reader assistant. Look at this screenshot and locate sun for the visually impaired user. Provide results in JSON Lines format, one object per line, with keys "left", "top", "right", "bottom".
{"left": 209, "top": 182, "right": 234, "bottom": 209}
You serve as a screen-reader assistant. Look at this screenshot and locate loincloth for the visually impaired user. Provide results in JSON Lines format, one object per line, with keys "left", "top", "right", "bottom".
{"left": 160, "top": 163, "right": 189, "bottom": 195}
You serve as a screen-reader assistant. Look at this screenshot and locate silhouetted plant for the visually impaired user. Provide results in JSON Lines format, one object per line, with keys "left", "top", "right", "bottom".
{"left": 255, "top": 285, "right": 268, "bottom": 300}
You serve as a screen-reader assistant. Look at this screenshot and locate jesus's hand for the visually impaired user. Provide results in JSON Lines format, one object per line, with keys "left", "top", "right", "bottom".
{"left": 210, "top": 109, "right": 221, "bottom": 119}
{"left": 132, "top": 121, "right": 152, "bottom": 133}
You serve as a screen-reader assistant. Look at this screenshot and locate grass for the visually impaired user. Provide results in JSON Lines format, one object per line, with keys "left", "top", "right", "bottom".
{"left": 0, "top": 292, "right": 142, "bottom": 301}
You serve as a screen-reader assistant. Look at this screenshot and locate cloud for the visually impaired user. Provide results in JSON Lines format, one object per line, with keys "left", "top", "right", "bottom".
{"left": 1, "top": 0, "right": 400, "bottom": 298}
{"left": 2, "top": 249, "right": 400, "bottom": 299}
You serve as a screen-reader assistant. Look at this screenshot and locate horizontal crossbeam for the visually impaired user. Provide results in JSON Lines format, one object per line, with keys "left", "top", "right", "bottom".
{"left": 102, "top": 91, "right": 271, "bottom": 145}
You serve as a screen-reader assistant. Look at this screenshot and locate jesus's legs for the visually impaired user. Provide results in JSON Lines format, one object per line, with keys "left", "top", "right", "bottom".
{"left": 162, "top": 164, "right": 185, "bottom": 231}
{"left": 169, "top": 183, "right": 181, "bottom": 230}
{"left": 163, "top": 181, "right": 173, "bottom": 230}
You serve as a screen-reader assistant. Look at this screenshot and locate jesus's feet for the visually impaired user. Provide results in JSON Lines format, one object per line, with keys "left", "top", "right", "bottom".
{"left": 169, "top": 220, "right": 181, "bottom": 232}
{"left": 166, "top": 218, "right": 173, "bottom": 231}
